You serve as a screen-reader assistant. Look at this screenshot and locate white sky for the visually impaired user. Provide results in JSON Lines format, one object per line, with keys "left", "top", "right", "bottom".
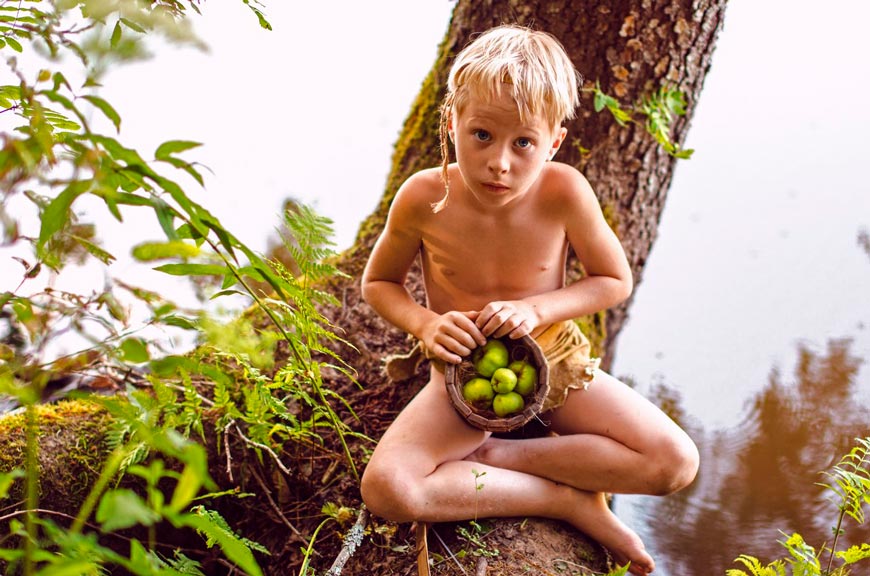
{"left": 2, "top": 0, "right": 869, "bottom": 429}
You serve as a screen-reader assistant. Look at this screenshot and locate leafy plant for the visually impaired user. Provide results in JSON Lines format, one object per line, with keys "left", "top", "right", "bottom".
{"left": 727, "top": 437, "right": 870, "bottom": 576}
{"left": 586, "top": 81, "right": 694, "bottom": 159}
{"left": 471, "top": 467, "right": 486, "bottom": 522}
{"left": 456, "top": 520, "right": 499, "bottom": 559}
{"left": 1, "top": 1, "right": 371, "bottom": 574}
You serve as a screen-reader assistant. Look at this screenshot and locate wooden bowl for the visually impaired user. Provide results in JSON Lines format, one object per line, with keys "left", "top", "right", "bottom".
{"left": 445, "top": 335, "right": 549, "bottom": 432}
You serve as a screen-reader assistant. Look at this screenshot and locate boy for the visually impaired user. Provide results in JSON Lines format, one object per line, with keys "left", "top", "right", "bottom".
{"left": 360, "top": 24, "right": 698, "bottom": 575}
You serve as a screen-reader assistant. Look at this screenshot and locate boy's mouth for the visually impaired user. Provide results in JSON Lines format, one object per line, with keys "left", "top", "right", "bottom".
{"left": 482, "top": 181, "right": 509, "bottom": 192}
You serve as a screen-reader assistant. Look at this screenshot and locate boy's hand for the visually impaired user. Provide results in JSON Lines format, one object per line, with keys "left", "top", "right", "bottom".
{"left": 475, "top": 300, "right": 540, "bottom": 339}
{"left": 421, "top": 311, "right": 486, "bottom": 364}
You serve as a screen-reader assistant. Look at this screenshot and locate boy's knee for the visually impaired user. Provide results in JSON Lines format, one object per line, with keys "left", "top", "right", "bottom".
{"left": 360, "top": 464, "right": 422, "bottom": 522}
{"left": 648, "top": 435, "right": 700, "bottom": 496}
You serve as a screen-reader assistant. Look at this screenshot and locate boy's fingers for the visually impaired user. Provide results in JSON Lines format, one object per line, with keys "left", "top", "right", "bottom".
{"left": 455, "top": 312, "right": 486, "bottom": 345}
{"left": 434, "top": 343, "right": 463, "bottom": 364}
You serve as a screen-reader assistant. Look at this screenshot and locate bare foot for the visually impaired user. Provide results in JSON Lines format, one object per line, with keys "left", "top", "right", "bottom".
{"left": 564, "top": 491, "right": 655, "bottom": 575}
{"left": 467, "top": 440, "right": 654, "bottom": 574}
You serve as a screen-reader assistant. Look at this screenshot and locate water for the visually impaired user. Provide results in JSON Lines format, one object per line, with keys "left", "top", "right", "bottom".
{"left": 609, "top": 3, "right": 870, "bottom": 571}
{"left": 614, "top": 339, "right": 870, "bottom": 574}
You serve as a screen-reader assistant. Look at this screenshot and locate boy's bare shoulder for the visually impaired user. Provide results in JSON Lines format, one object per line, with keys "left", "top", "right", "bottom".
{"left": 395, "top": 167, "right": 446, "bottom": 205}
{"left": 540, "top": 161, "right": 596, "bottom": 204}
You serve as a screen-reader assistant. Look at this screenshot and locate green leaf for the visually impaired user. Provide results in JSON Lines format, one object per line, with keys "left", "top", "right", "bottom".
{"left": 209, "top": 289, "right": 246, "bottom": 300}
{"left": 242, "top": 2, "right": 272, "bottom": 30}
{"left": 71, "top": 234, "right": 116, "bottom": 265}
{"left": 119, "top": 338, "right": 150, "bottom": 363}
{"left": 159, "top": 155, "right": 205, "bottom": 187}
{"left": 0, "top": 469, "right": 24, "bottom": 499}
{"left": 120, "top": 17, "right": 146, "bottom": 34}
{"left": 81, "top": 94, "right": 121, "bottom": 132}
{"left": 173, "top": 511, "right": 264, "bottom": 576}
{"left": 4, "top": 36, "right": 21, "bottom": 52}
{"left": 131, "top": 240, "right": 200, "bottom": 262}
{"left": 168, "top": 464, "right": 203, "bottom": 513}
{"left": 610, "top": 106, "right": 632, "bottom": 126}
{"left": 32, "top": 560, "right": 101, "bottom": 575}
{"left": 838, "top": 542, "right": 870, "bottom": 564}
{"left": 155, "top": 199, "right": 180, "bottom": 240}
{"left": 96, "top": 489, "right": 160, "bottom": 531}
{"left": 155, "top": 140, "right": 201, "bottom": 160}
{"left": 110, "top": 20, "right": 122, "bottom": 48}
{"left": 154, "top": 263, "right": 228, "bottom": 277}
{"left": 11, "top": 297, "right": 33, "bottom": 322}
{"left": 161, "top": 315, "right": 198, "bottom": 330}
{"left": 593, "top": 89, "right": 607, "bottom": 112}
{"left": 37, "top": 181, "right": 87, "bottom": 257}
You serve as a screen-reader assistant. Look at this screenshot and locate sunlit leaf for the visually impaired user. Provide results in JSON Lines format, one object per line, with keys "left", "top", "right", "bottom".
{"left": 0, "top": 469, "right": 24, "bottom": 500}
{"left": 154, "top": 263, "right": 227, "bottom": 276}
{"left": 37, "top": 181, "right": 87, "bottom": 257}
{"left": 155, "top": 199, "right": 180, "bottom": 240}
{"left": 131, "top": 240, "right": 199, "bottom": 262}
{"left": 120, "top": 338, "right": 150, "bottom": 363}
{"left": 173, "top": 510, "right": 265, "bottom": 576}
{"left": 96, "top": 489, "right": 160, "bottom": 531}
{"left": 161, "top": 315, "right": 198, "bottom": 330}
{"left": 168, "top": 464, "right": 203, "bottom": 513}
{"left": 4, "top": 36, "right": 21, "bottom": 52}
{"left": 81, "top": 94, "right": 121, "bottom": 132}
{"left": 120, "top": 17, "right": 146, "bottom": 34}
{"left": 71, "top": 233, "right": 116, "bottom": 264}
{"left": 838, "top": 542, "right": 870, "bottom": 564}
{"left": 155, "top": 140, "right": 201, "bottom": 160}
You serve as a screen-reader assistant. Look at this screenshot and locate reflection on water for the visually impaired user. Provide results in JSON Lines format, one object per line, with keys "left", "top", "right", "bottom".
{"left": 624, "top": 338, "right": 869, "bottom": 575}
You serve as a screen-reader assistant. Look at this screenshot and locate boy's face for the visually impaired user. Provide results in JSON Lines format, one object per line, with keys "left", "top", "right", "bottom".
{"left": 450, "top": 89, "right": 566, "bottom": 209}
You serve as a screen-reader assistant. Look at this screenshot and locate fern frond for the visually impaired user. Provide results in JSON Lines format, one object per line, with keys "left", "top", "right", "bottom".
{"left": 729, "top": 554, "right": 788, "bottom": 576}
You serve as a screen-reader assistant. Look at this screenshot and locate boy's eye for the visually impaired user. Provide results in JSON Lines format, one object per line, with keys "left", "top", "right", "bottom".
{"left": 515, "top": 137, "right": 532, "bottom": 149}
{"left": 473, "top": 129, "right": 491, "bottom": 142}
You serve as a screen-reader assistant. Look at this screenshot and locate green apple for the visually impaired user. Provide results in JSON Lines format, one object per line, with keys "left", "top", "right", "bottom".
{"left": 509, "top": 360, "right": 537, "bottom": 397}
{"left": 492, "top": 391, "right": 525, "bottom": 417}
{"left": 472, "top": 339, "right": 509, "bottom": 378}
{"left": 462, "top": 377, "right": 495, "bottom": 409}
{"left": 491, "top": 367, "right": 517, "bottom": 394}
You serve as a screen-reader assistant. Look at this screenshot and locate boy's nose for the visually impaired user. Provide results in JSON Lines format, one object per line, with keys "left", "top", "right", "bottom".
{"left": 487, "top": 150, "right": 509, "bottom": 175}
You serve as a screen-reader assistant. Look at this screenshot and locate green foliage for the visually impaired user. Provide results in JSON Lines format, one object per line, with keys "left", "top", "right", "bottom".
{"left": 455, "top": 521, "right": 500, "bottom": 559}
{"left": 588, "top": 81, "right": 694, "bottom": 159}
{"left": 727, "top": 437, "right": 870, "bottom": 576}
{"left": 1, "top": 1, "right": 373, "bottom": 574}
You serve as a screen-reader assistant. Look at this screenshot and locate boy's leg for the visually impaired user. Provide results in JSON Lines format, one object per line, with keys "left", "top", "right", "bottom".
{"left": 467, "top": 370, "right": 699, "bottom": 495}
{"left": 360, "top": 369, "right": 656, "bottom": 575}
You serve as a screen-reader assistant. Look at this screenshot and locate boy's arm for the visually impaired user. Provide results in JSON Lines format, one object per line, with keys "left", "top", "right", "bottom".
{"left": 536, "top": 165, "right": 633, "bottom": 317}
{"left": 362, "top": 173, "right": 486, "bottom": 363}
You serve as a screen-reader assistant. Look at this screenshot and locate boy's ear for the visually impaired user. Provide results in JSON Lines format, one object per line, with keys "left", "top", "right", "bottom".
{"left": 548, "top": 126, "right": 568, "bottom": 160}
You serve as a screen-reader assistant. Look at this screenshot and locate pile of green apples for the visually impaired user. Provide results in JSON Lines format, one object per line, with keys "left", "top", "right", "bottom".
{"left": 461, "top": 339, "right": 538, "bottom": 417}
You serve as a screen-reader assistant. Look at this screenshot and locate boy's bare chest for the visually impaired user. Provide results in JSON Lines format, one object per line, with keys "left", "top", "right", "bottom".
{"left": 420, "top": 212, "right": 568, "bottom": 301}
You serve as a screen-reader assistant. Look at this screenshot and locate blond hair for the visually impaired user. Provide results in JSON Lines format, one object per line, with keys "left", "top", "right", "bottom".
{"left": 433, "top": 24, "right": 582, "bottom": 212}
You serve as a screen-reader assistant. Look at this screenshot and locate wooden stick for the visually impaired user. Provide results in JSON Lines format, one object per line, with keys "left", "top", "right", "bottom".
{"left": 325, "top": 507, "right": 369, "bottom": 576}
{"left": 416, "top": 522, "right": 431, "bottom": 576}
